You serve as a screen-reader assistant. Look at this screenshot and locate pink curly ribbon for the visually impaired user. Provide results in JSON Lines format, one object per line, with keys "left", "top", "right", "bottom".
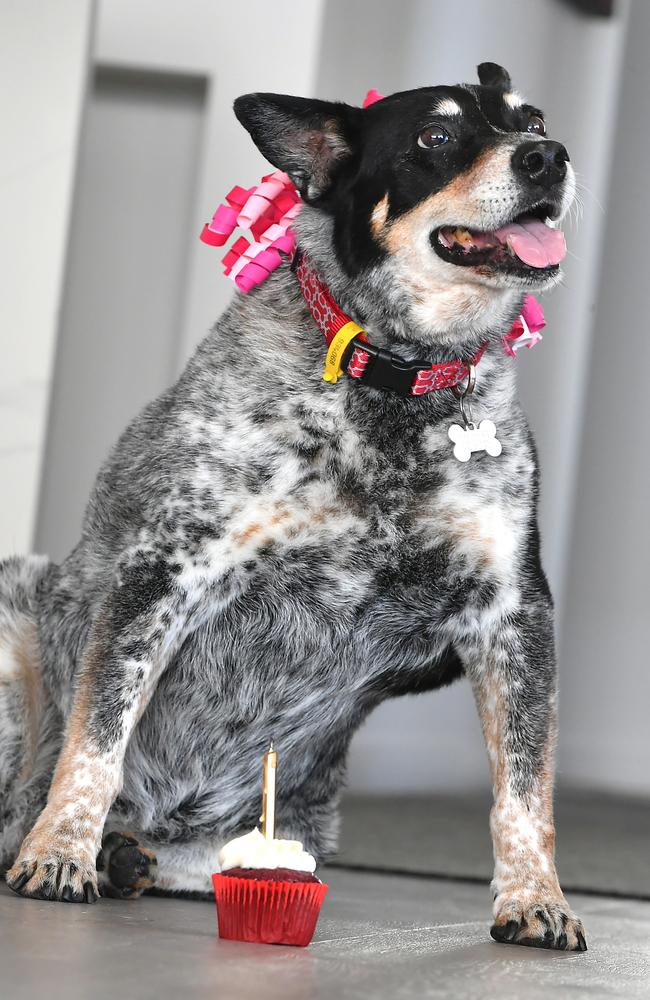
{"left": 200, "top": 170, "right": 300, "bottom": 293}
{"left": 362, "top": 89, "right": 385, "bottom": 108}
{"left": 502, "top": 294, "right": 545, "bottom": 355}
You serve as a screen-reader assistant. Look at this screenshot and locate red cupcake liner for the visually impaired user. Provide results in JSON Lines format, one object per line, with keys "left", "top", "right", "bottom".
{"left": 212, "top": 873, "right": 328, "bottom": 947}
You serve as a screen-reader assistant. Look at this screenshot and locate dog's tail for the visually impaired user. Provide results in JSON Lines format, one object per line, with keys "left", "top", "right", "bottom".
{"left": 0, "top": 555, "right": 59, "bottom": 867}
{"left": 0, "top": 553, "right": 50, "bottom": 630}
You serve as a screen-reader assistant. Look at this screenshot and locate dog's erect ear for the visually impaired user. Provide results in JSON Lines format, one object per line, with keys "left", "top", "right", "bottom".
{"left": 477, "top": 63, "right": 512, "bottom": 90}
{"left": 234, "top": 93, "right": 360, "bottom": 201}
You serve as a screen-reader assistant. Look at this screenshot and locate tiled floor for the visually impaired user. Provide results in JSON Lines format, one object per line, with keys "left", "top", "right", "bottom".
{"left": 1, "top": 868, "right": 649, "bottom": 1000}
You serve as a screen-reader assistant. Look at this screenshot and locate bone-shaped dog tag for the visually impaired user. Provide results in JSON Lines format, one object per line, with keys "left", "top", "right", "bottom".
{"left": 448, "top": 419, "right": 502, "bottom": 462}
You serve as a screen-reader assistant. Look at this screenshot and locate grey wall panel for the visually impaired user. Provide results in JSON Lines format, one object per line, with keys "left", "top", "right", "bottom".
{"left": 36, "top": 66, "right": 206, "bottom": 561}
{"left": 558, "top": 0, "right": 650, "bottom": 794}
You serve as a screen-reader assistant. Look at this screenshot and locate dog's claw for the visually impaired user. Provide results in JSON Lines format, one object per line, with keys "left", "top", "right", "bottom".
{"left": 8, "top": 863, "right": 36, "bottom": 893}
{"left": 83, "top": 881, "right": 98, "bottom": 904}
{"left": 491, "top": 896, "right": 586, "bottom": 952}
{"left": 491, "top": 919, "right": 519, "bottom": 943}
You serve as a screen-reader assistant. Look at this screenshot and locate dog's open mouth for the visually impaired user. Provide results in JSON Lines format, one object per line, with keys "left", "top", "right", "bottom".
{"left": 432, "top": 208, "right": 566, "bottom": 275}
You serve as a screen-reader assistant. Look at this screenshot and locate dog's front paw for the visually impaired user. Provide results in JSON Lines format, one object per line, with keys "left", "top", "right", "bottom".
{"left": 6, "top": 825, "right": 99, "bottom": 903}
{"left": 491, "top": 893, "right": 587, "bottom": 951}
{"left": 7, "top": 854, "right": 99, "bottom": 902}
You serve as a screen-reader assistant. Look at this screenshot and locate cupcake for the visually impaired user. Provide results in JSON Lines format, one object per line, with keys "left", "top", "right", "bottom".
{"left": 212, "top": 826, "right": 328, "bottom": 947}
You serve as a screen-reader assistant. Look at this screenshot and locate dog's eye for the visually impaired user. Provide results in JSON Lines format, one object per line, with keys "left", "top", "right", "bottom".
{"left": 418, "top": 125, "right": 450, "bottom": 149}
{"left": 526, "top": 114, "right": 546, "bottom": 136}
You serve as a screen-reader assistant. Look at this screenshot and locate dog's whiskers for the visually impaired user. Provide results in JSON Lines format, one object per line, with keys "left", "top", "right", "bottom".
{"left": 572, "top": 171, "right": 604, "bottom": 217}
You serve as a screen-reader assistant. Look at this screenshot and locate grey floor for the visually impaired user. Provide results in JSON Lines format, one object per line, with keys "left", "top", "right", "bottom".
{"left": 337, "top": 789, "right": 650, "bottom": 897}
{"left": 1, "top": 872, "right": 649, "bottom": 1000}
{"left": 1, "top": 793, "right": 649, "bottom": 1000}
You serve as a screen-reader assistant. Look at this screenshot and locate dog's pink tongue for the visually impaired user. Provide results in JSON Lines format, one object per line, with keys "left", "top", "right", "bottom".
{"left": 495, "top": 219, "right": 566, "bottom": 268}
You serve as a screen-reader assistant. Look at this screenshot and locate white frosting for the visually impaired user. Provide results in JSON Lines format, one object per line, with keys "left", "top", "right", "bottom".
{"left": 218, "top": 827, "right": 316, "bottom": 874}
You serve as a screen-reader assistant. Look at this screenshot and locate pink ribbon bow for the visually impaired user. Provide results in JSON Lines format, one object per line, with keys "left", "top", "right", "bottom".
{"left": 502, "top": 295, "right": 546, "bottom": 355}
{"left": 200, "top": 170, "right": 301, "bottom": 293}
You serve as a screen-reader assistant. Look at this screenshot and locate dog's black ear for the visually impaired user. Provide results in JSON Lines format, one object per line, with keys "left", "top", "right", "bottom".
{"left": 234, "top": 93, "right": 360, "bottom": 201}
{"left": 477, "top": 63, "right": 512, "bottom": 90}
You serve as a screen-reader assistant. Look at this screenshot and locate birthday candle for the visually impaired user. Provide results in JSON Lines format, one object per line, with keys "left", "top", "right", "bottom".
{"left": 261, "top": 743, "right": 277, "bottom": 841}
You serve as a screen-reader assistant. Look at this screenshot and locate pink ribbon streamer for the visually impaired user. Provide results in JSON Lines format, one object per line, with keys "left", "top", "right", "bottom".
{"left": 362, "top": 89, "right": 385, "bottom": 108}
{"left": 502, "top": 295, "right": 545, "bottom": 355}
{"left": 200, "top": 170, "right": 301, "bottom": 293}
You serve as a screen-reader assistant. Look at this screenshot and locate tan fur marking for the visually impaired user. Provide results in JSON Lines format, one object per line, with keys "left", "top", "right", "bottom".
{"left": 233, "top": 502, "right": 297, "bottom": 546}
{"left": 311, "top": 505, "right": 338, "bottom": 525}
{"left": 381, "top": 146, "right": 503, "bottom": 255}
{"left": 416, "top": 497, "right": 512, "bottom": 575}
{"left": 470, "top": 666, "right": 575, "bottom": 939}
{"left": 12, "top": 625, "right": 44, "bottom": 781}
{"left": 269, "top": 508, "right": 291, "bottom": 526}
{"left": 370, "top": 195, "right": 389, "bottom": 236}
{"left": 436, "top": 511, "right": 494, "bottom": 570}
{"left": 472, "top": 669, "right": 508, "bottom": 798}
{"left": 231, "top": 500, "right": 340, "bottom": 550}
{"left": 132, "top": 875, "right": 156, "bottom": 890}
{"left": 232, "top": 522, "right": 263, "bottom": 545}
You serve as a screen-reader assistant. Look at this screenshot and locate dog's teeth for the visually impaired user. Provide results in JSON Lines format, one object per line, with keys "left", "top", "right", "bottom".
{"left": 451, "top": 227, "right": 473, "bottom": 246}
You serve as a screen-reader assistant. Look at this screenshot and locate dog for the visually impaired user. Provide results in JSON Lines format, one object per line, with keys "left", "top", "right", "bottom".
{"left": 1, "top": 62, "right": 586, "bottom": 949}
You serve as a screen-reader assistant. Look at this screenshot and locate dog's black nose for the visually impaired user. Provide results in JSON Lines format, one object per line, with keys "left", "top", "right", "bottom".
{"left": 512, "top": 140, "right": 569, "bottom": 189}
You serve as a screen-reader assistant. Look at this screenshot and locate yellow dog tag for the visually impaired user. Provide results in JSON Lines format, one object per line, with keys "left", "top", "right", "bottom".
{"left": 322, "top": 322, "right": 364, "bottom": 384}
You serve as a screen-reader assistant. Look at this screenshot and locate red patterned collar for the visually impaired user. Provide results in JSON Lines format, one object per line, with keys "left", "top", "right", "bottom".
{"left": 294, "top": 251, "right": 488, "bottom": 397}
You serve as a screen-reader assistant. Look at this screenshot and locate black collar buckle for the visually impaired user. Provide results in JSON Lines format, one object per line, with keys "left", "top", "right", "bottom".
{"left": 351, "top": 339, "right": 428, "bottom": 397}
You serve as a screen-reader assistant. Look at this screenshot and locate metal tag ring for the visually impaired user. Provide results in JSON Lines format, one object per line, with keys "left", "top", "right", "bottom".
{"left": 452, "top": 363, "right": 476, "bottom": 400}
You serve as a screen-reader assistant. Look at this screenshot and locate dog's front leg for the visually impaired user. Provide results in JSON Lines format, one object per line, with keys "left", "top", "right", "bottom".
{"left": 7, "top": 549, "right": 196, "bottom": 902}
{"left": 462, "top": 599, "right": 587, "bottom": 951}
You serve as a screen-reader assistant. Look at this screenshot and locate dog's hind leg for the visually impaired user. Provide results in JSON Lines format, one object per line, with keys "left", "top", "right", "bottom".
{"left": 461, "top": 595, "right": 587, "bottom": 952}
{"left": 0, "top": 556, "right": 62, "bottom": 871}
{"left": 131, "top": 838, "right": 221, "bottom": 897}
{"left": 96, "top": 830, "right": 158, "bottom": 899}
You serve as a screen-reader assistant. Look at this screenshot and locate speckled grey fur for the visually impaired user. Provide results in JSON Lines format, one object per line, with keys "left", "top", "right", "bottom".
{"left": 2, "top": 249, "right": 540, "bottom": 860}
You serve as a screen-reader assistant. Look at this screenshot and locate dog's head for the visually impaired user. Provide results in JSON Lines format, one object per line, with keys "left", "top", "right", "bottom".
{"left": 235, "top": 64, "right": 575, "bottom": 344}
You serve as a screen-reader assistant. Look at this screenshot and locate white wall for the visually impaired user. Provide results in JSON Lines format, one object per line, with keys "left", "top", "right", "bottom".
{"left": 92, "top": 0, "right": 327, "bottom": 368}
{"left": 0, "top": 0, "right": 93, "bottom": 555}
